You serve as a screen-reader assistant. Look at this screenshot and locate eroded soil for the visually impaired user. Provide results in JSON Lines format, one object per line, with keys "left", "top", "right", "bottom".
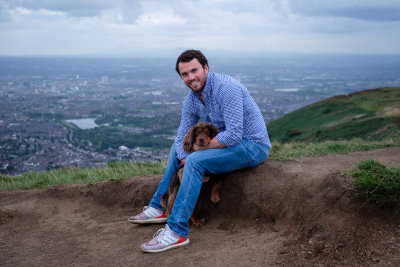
{"left": 1, "top": 148, "right": 400, "bottom": 266}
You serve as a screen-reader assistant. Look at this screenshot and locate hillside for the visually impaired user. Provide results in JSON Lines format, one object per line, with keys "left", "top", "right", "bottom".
{"left": 1, "top": 147, "right": 400, "bottom": 266}
{"left": 267, "top": 87, "right": 400, "bottom": 143}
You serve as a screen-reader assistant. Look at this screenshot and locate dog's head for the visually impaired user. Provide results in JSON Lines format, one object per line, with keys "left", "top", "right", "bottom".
{"left": 183, "top": 122, "right": 219, "bottom": 152}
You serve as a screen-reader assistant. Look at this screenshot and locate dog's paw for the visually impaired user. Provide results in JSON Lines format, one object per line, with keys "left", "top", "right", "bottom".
{"left": 211, "top": 193, "right": 220, "bottom": 204}
{"left": 202, "top": 176, "right": 210, "bottom": 183}
{"left": 190, "top": 218, "right": 205, "bottom": 227}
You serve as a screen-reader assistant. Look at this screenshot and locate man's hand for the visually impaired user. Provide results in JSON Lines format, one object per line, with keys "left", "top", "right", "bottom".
{"left": 192, "top": 137, "right": 226, "bottom": 152}
{"left": 192, "top": 143, "right": 206, "bottom": 151}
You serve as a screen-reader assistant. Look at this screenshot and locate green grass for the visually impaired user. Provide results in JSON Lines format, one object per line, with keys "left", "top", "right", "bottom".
{"left": 60, "top": 120, "right": 79, "bottom": 130}
{"left": 350, "top": 159, "right": 400, "bottom": 209}
{"left": 269, "top": 138, "right": 400, "bottom": 161}
{"left": 267, "top": 87, "right": 400, "bottom": 143}
{"left": 0, "top": 161, "right": 166, "bottom": 191}
{"left": 1, "top": 138, "right": 399, "bottom": 191}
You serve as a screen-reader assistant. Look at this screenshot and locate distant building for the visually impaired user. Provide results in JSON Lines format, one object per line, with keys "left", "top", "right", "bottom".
{"left": 101, "top": 76, "right": 109, "bottom": 84}
{"left": 118, "top": 145, "right": 129, "bottom": 152}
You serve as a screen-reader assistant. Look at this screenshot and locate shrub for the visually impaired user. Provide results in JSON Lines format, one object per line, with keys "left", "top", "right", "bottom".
{"left": 351, "top": 159, "right": 400, "bottom": 209}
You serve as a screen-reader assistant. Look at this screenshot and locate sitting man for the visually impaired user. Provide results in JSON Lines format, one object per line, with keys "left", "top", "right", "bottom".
{"left": 128, "top": 49, "right": 271, "bottom": 253}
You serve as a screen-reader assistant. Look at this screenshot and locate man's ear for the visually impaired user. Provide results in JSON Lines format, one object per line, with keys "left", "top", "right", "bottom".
{"left": 204, "top": 64, "right": 209, "bottom": 72}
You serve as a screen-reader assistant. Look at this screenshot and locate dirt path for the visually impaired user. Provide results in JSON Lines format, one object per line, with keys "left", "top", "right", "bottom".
{"left": 1, "top": 148, "right": 400, "bottom": 266}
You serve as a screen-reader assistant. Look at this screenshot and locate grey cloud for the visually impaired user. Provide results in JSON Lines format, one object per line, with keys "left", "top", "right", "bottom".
{"left": 8, "top": 0, "right": 143, "bottom": 19}
{"left": 287, "top": 0, "right": 400, "bottom": 22}
{"left": 154, "top": 0, "right": 275, "bottom": 33}
{"left": 28, "top": 0, "right": 116, "bottom": 17}
{"left": 329, "top": 7, "right": 400, "bottom": 22}
{"left": 166, "top": 0, "right": 284, "bottom": 21}
{"left": 212, "top": 0, "right": 279, "bottom": 13}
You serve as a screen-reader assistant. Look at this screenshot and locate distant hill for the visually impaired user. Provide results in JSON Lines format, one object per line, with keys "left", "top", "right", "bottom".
{"left": 267, "top": 87, "right": 400, "bottom": 143}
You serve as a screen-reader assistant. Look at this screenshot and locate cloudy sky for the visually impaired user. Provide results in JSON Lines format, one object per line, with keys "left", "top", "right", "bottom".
{"left": 1, "top": 0, "right": 400, "bottom": 56}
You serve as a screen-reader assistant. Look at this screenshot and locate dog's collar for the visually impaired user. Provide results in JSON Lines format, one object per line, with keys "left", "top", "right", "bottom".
{"left": 178, "top": 161, "right": 185, "bottom": 170}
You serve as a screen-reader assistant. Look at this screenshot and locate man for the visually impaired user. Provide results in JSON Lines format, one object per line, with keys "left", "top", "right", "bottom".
{"left": 128, "top": 49, "right": 271, "bottom": 253}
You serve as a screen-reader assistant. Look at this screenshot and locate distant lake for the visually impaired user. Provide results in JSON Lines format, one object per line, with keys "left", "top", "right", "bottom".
{"left": 66, "top": 118, "right": 98, "bottom": 129}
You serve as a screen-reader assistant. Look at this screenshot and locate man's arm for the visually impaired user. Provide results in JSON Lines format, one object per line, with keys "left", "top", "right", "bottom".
{"left": 192, "top": 137, "right": 226, "bottom": 152}
{"left": 213, "top": 82, "right": 244, "bottom": 147}
{"left": 180, "top": 137, "right": 225, "bottom": 165}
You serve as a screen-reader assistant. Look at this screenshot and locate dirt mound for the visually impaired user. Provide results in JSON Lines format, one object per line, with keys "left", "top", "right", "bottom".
{"left": 1, "top": 147, "right": 400, "bottom": 266}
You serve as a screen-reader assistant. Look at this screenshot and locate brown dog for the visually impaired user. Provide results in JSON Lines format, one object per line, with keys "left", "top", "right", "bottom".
{"left": 161, "top": 122, "right": 222, "bottom": 226}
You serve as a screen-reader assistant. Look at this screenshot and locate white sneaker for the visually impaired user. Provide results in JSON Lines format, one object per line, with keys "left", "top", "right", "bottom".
{"left": 128, "top": 206, "right": 167, "bottom": 224}
{"left": 141, "top": 224, "right": 190, "bottom": 253}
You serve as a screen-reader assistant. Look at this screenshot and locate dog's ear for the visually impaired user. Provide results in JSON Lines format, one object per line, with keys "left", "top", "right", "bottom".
{"left": 183, "top": 125, "right": 196, "bottom": 152}
{"left": 208, "top": 123, "right": 219, "bottom": 138}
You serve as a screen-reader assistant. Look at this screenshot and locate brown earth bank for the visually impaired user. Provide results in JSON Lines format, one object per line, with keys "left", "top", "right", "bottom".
{"left": 1, "top": 147, "right": 400, "bottom": 267}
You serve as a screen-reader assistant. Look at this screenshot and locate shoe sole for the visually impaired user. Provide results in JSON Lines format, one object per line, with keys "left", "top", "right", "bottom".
{"left": 141, "top": 238, "right": 190, "bottom": 253}
{"left": 127, "top": 217, "right": 168, "bottom": 224}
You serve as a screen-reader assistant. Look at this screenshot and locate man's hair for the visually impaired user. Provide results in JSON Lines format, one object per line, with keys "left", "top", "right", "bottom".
{"left": 175, "top": 50, "right": 208, "bottom": 75}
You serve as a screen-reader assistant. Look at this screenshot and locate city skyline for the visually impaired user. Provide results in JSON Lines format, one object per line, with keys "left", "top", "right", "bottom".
{"left": 1, "top": 0, "right": 400, "bottom": 56}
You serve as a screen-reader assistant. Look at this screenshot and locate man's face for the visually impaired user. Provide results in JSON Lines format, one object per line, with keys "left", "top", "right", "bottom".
{"left": 178, "top": 58, "right": 209, "bottom": 92}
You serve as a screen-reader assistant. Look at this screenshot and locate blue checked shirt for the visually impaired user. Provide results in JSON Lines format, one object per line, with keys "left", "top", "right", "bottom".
{"left": 174, "top": 72, "right": 271, "bottom": 160}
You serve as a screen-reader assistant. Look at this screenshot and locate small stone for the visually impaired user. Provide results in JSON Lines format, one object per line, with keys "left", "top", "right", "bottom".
{"left": 305, "top": 251, "right": 313, "bottom": 260}
{"left": 372, "top": 257, "right": 380, "bottom": 263}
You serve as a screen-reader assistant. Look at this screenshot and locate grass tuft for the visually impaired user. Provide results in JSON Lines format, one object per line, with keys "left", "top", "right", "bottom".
{"left": 350, "top": 159, "right": 400, "bottom": 209}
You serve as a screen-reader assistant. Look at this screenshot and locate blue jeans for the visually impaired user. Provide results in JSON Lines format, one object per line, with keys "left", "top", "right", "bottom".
{"left": 149, "top": 139, "right": 269, "bottom": 237}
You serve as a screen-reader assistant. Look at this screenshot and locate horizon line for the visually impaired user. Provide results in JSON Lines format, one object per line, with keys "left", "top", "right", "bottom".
{"left": 1, "top": 51, "right": 400, "bottom": 58}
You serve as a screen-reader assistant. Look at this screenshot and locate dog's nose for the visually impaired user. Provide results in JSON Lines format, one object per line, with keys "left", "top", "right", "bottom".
{"left": 199, "top": 137, "right": 205, "bottom": 143}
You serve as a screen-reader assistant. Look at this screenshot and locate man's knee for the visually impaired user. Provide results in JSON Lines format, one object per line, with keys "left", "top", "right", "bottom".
{"left": 185, "top": 153, "right": 197, "bottom": 165}
{"left": 184, "top": 153, "right": 204, "bottom": 170}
